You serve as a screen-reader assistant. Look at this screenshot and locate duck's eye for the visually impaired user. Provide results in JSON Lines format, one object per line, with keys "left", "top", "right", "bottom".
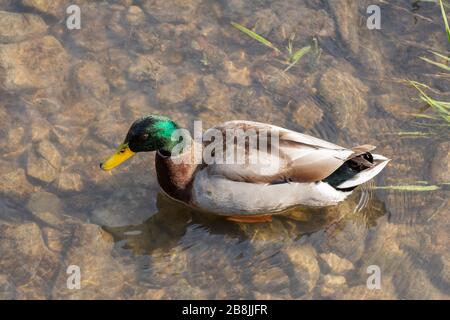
{"left": 140, "top": 133, "right": 149, "bottom": 141}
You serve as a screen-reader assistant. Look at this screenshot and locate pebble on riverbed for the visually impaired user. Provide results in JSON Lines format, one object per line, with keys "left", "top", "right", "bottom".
{"left": 328, "top": 1, "right": 360, "bottom": 54}
{"left": 51, "top": 223, "right": 136, "bottom": 299}
{"left": 26, "top": 140, "right": 61, "bottom": 183}
{"left": 282, "top": 244, "right": 320, "bottom": 298}
{"left": 55, "top": 172, "right": 83, "bottom": 192}
{"left": 75, "top": 61, "right": 110, "bottom": 102}
{"left": 222, "top": 60, "right": 252, "bottom": 87}
{"left": 22, "top": 0, "right": 71, "bottom": 17}
{"left": 0, "top": 11, "right": 47, "bottom": 43}
{"left": 201, "top": 75, "right": 233, "bottom": 111}
{"left": 125, "top": 5, "right": 146, "bottom": 26}
{"left": 0, "top": 222, "right": 60, "bottom": 299}
{"left": 27, "top": 191, "right": 64, "bottom": 227}
{"left": 0, "top": 36, "right": 69, "bottom": 91}
{"left": 318, "top": 274, "right": 348, "bottom": 298}
{"left": 0, "top": 274, "right": 15, "bottom": 299}
{"left": 157, "top": 74, "right": 200, "bottom": 104}
{"left": 342, "top": 276, "right": 398, "bottom": 300}
{"left": 0, "top": 167, "right": 34, "bottom": 199}
{"left": 252, "top": 266, "right": 291, "bottom": 297}
{"left": 319, "top": 252, "right": 354, "bottom": 274}
{"left": 141, "top": 0, "right": 202, "bottom": 23}
{"left": 319, "top": 67, "right": 369, "bottom": 132}
{"left": 292, "top": 99, "right": 324, "bottom": 130}
{"left": 430, "top": 141, "right": 450, "bottom": 184}
{"left": 91, "top": 186, "right": 158, "bottom": 227}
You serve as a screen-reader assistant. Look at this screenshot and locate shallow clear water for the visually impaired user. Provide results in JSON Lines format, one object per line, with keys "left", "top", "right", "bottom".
{"left": 0, "top": 0, "right": 448, "bottom": 299}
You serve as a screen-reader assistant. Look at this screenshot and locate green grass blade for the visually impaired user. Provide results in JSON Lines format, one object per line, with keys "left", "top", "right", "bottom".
{"left": 435, "top": 100, "right": 450, "bottom": 108}
{"left": 409, "top": 80, "right": 450, "bottom": 119}
{"left": 291, "top": 46, "right": 311, "bottom": 62}
{"left": 284, "top": 45, "right": 311, "bottom": 72}
{"left": 429, "top": 50, "right": 450, "bottom": 62}
{"left": 395, "top": 131, "right": 433, "bottom": 136}
{"left": 439, "top": 0, "right": 450, "bottom": 42}
{"left": 411, "top": 113, "right": 440, "bottom": 119}
{"left": 372, "top": 185, "right": 441, "bottom": 191}
{"left": 420, "top": 56, "right": 450, "bottom": 71}
{"left": 231, "top": 22, "right": 280, "bottom": 53}
{"left": 421, "top": 0, "right": 450, "bottom": 8}
{"left": 419, "top": 95, "right": 450, "bottom": 116}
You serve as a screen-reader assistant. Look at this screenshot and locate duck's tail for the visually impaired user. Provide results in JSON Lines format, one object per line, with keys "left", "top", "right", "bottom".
{"left": 323, "top": 145, "right": 390, "bottom": 191}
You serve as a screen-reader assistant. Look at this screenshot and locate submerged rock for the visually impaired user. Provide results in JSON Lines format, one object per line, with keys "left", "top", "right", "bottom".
{"left": 222, "top": 60, "right": 251, "bottom": 86}
{"left": 0, "top": 274, "right": 15, "bottom": 299}
{"left": 319, "top": 252, "right": 354, "bottom": 274}
{"left": 283, "top": 244, "right": 320, "bottom": 297}
{"left": 27, "top": 191, "right": 64, "bottom": 226}
{"left": 343, "top": 276, "right": 397, "bottom": 299}
{"left": 430, "top": 141, "right": 450, "bottom": 184}
{"left": 91, "top": 186, "right": 157, "bottom": 227}
{"left": 69, "top": 3, "right": 111, "bottom": 52}
{"left": 121, "top": 91, "right": 157, "bottom": 120}
{"left": 272, "top": 4, "right": 335, "bottom": 40}
{"left": 22, "top": 0, "right": 70, "bottom": 17}
{"left": 321, "top": 226, "right": 367, "bottom": 264}
{"left": 329, "top": 0, "right": 360, "bottom": 54}
{"left": 376, "top": 93, "right": 413, "bottom": 122}
{"left": 392, "top": 255, "right": 446, "bottom": 299}
{"left": 30, "top": 114, "right": 52, "bottom": 142}
{"left": 28, "top": 93, "right": 64, "bottom": 117}
{"left": 252, "top": 266, "right": 290, "bottom": 296}
{"left": 141, "top": 0, "right": 202, "bottom": 23}
{"left": 55, "top": 172, "right": 83, "bottom": 192}
{"left": 438, "top": 255, "right": 450, "bottom": 294}
{"left": 0, "top": 166, "right": 34, "bottom": 198}
{"left": 132, "top": 25, "right": 161, "bottom": 52}
{"left": 41, "top": 226, "right": 71, "bottom": 254}
{"left": 75, "top": 61, "right": 110, "bottom": 101}
{"left": 26, "top": 140, "right": 62, "bottom": 183}
{"left": 292, "top": 98, "right": 324, "bottom": 130}
{"left": 202, "top": 75, "right": 232, "bottom": 111}
{"left": 0, "top": 222, "right": 60, "bottom": 299}
{"left": 148, "top": 246, "right": 189, "bottom": 286}
{"left": 127, "top": 54, "right": 160, "bottom": 83}
{"left": 52, "top": 223, "right": 135, "bottom": 299}
{"left": 319, "top": 68, "right": 369, "bottom": 129}
{"left": 50, "top": 124, "right": 89, "bottom": 154}
{"left": 356, "top": 221, "right": 407, "bottom": 279}
{"left": 0, "top": 36, "right": 69, "bottom": 90}
{"left": 0, "top": 110, "right": 26, "bottom": 154}
{"left": 0, "top": 11, "right": 47, "bottom": 43}
{"left": 254, "top": 64, "right": 298, "bottom": 95}
{"left": 167, "top": 278, "right": 209, "bottom": 299}
{"left": 156, "top": 74, "right": 200, "bottom": 104}
{"left": 126, "top": 5, "right": 146, "bottom": 26}
{"left": 319, "top": 274, "right": 347, "bottom": 298}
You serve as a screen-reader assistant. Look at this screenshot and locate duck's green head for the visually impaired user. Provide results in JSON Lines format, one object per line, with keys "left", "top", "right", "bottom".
{"left": 100, "top": 115, "right": 179, "bottom": 171}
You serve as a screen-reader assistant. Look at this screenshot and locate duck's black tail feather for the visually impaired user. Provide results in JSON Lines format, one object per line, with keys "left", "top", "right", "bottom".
{"left": 323, "top": 152, "right": 374, "bottom": 191}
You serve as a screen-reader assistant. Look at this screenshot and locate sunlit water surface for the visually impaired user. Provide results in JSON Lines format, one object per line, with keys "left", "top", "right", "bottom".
{"left": 0, "top": 0, "right": 448, "bottom": 299}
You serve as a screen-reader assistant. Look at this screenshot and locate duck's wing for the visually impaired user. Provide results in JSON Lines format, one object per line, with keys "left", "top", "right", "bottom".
{"left": 202, "top": 120, "right": 369, "bottom": 184}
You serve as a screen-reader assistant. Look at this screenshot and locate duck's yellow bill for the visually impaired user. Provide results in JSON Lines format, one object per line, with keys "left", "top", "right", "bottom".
{"left": 100, "top": 143, "right": 136, "bottom": 171}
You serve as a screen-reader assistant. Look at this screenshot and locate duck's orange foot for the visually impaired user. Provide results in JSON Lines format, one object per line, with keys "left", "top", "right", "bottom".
{"left": 226, "top": 214, "right": 273, "bottom": 223}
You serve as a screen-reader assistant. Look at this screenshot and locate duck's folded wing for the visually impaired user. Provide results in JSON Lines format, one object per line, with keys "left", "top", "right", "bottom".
{"left": 204, "top": 120, "right": 357, "bottom": 183}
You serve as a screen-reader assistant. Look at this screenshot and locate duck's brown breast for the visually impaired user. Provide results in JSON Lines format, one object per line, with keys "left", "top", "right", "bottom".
{"left": 155, "top": 152, "right": 199, "bottom": 203}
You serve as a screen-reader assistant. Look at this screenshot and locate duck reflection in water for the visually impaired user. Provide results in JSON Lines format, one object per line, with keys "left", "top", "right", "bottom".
{"left": 102, "top": 190, "right": 387, "bottom": 256}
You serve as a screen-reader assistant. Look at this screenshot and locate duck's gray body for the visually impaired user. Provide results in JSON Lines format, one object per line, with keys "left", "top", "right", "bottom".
{"left": 157, "top": 121, "right": 390, "bottom": 216}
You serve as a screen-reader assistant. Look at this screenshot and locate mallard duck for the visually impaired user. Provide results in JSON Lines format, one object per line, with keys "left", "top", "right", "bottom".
{"left": 100, "top": 115, "right": 390, "bottom": 222}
